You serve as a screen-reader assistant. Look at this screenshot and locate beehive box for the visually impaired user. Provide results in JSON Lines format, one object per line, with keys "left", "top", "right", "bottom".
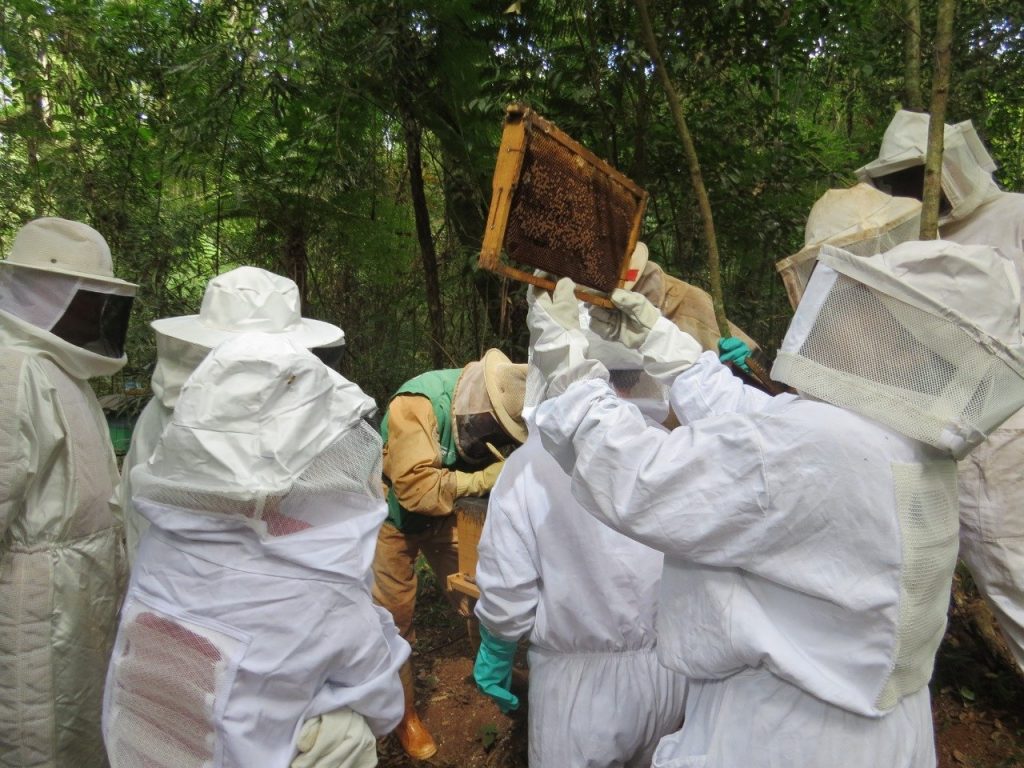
{"left": 454, "top": 496, "right": 488, "bottom": 578}
{"left": 479, "top": 104, "right": 648, "bottom": 307}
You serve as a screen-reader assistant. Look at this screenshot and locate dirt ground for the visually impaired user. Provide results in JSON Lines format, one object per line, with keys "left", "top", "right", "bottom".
{"left": 377, "top": 570, "right": 1024, "bottom": 768}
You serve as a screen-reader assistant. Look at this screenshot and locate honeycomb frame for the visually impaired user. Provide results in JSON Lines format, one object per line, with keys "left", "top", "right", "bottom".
{"left": 479, "top": 104, "right": 648, "bottom": 307}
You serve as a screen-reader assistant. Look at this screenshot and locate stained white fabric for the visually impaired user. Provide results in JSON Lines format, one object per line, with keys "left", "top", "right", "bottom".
{"left": 107, "top": 507, "right": 407, "bottom": 768}
{"left": 0, "top": 310, "right": 125, "bottom": 767}
{"left": 943, "top": 189, "right": 1024, "bottom": 673}
{"left": 475, "top": 428, "right": 686, "bottom": 768}
{"left": 123, "top": 266, "right": 347, "bottom": 567}
{"left": 534, "top": 352, "right": 959, "bottom": 766}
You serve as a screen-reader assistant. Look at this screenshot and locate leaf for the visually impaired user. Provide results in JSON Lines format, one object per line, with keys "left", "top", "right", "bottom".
{"left": 958, "top": 686, "right": 976, "bottom": 702}
{"left": 477, "top": 723, "right": 498, "bottom": 749}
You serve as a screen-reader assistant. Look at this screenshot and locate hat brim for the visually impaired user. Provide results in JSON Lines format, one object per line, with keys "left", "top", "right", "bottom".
{"left": 151, "top": 314, "right": 344, "bottom": 350}
{"left": 0, "top": 259, "right": 138, "bottom": 290}
{"left": 856, "top": 149, "right": 925, "bottom": 180}
{"left": 482, "top": 348, "right": 527, "bottom": 444}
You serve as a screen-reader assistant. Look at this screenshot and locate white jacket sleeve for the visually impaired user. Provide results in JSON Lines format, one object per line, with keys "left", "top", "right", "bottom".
{"left": 316, "top": 604, "right": 409, "bottom": 737}
{"left": 669, "top": 350, "right": 776, "bottom": 424}
{"left": 473, "top": 459, "right": 541, "bottom": 643}
{"left": 535, "top": 376, "right": 771, "bottom": 564}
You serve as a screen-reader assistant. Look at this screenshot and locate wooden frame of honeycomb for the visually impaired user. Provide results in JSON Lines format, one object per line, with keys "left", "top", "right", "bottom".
{"left": 479, "top": 104, "right": 648, "bottom": 308}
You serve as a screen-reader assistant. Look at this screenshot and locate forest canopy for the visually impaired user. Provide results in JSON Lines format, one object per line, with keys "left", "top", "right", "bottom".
{"left": 1, "top": 0, "right": 1022, "bottom": 404}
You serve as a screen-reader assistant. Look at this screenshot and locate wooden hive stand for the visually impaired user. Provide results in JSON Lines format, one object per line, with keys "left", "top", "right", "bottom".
{"left": 446, "top": 496, "right": 488, "bottom": 600}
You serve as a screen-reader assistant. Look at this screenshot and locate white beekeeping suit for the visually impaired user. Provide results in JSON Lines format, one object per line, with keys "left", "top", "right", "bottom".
{"left": 860, "top": 109, "right": 1024, "bottom": 673}
{"left": 103, "top": 334, "right": 408, "bottom": 768}
{"left": 121, "top": 266, "right": 345, "bottom": 566}
{"left": 474, "top": 302, "right": 686, "bottom": 768}
{"left": 0, "top": 218, "right": 136, "bottom": 767}
{"left": 527, "top": 241, "right": 1024, "bottom": 768}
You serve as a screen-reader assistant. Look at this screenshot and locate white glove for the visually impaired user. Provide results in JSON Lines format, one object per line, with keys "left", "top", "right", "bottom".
{"left": 589, "top": 289, "right": 663, "bottom": 349}
{"left": 526, "top": 277, "right": 607, "bottom": 400}
{"left": 291, "top": 709, "right": 377, "bottom": 768}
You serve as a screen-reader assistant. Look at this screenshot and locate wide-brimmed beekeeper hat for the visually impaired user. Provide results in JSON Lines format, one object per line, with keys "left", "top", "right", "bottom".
{"left": 1, "top": 217, "right": 137, "bottom": 290}
{"left": 776, "top": 184, "right": 921, "bottom": 309}
{"left": 151, "top": 266, "right": 342, "bottom": 350}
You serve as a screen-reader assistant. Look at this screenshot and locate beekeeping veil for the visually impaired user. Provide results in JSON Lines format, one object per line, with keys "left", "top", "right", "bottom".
{"left": 856, "top": 110, "right": 1000, "bottom": 224}
{"left": 0, "top": 217, "right": 136, "bottom": 376}
{"left": 772, "top": 240, "right": 1024, "bottom": 458}
{"left": 451, "top": 348, "right": 527, "bottom": 463}
{"left": 776, "top": 184, "right": 921, "bottom": 309}
{"left": 131, "top": 333, "right": 381, "bottom": 540}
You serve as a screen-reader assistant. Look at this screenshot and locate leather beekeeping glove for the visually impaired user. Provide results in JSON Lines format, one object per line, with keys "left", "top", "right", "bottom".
{"left": 291, "top": 709, "right": 376, "bottom": 768}
{"left": 455, "top": 458, "right": 505, "bottom": 498}
{"left": 591, "top": 289, "right": 702, "bottom": 388}
{"left": 473, "top": 625, "right": 520, "bottom": 714}
{"left": 593, "top": 288, "right": 663, "bottom": 349}
{"left": 718, "top": 336, "right": 752, "bottom": 373}
{"left": 526, "top": 277, "right": 607, "bottom": 399}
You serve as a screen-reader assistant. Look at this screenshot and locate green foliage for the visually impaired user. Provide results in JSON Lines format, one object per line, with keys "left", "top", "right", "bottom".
{"left": 1, "top": 0, "right": 1022, "bottom": 390}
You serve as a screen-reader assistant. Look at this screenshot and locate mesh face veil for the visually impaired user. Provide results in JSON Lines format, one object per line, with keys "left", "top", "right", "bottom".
{"left": 131, "top": 421, "right": 384, "bottom": 539}
{"left": 452, "top": 361, "right": 516, "bottom": 463}
{"left": 0, "top": 265, "right": 135, "bottom": 357}
{"left": 773, "top": 242, "right": 1024, "bottom": 458}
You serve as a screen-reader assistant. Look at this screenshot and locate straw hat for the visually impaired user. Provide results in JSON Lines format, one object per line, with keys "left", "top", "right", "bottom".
{"left": 482, "top": 348, "right": 528, "bottom": 444}
{"left": 2, "top": 217, "right": 137, "bottom": 290}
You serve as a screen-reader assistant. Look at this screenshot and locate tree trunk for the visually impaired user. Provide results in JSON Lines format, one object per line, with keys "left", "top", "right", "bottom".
{"left": 282, "top": 218, "right": 309, "bottom": 312}
{"left": 634, "top": 0, "right": 778, "bottom": 392}
{"left": 634, "top": 0, "right": 728, "bottom": 337}
{"left": 920, "top": 0, "right": 956, "bottom": 240}
{"left": 903, "top": 0, "right": 924, "bottom": 111}
{"left": 401, "top": 106, "right": 446, "bottom": 369}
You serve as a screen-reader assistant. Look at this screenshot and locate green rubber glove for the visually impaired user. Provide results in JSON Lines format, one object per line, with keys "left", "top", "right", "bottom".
{"left": 718, "top": 336, "right": 752, "bottom": 372}
{"left": 473, "top": 625, "right": 519, "bottom": 713}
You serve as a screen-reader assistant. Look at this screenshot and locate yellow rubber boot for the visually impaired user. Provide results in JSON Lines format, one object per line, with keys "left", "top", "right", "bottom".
{"left": 394, "top": 661, "right": 437, "bottom": 760}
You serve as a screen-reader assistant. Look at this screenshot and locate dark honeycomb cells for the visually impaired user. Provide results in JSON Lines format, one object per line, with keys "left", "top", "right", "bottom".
{"left": 504, "top": 129, "right": 636, "bottom": 293}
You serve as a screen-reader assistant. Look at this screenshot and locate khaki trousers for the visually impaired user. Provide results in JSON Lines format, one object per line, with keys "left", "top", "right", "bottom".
{"left": 372, "top": 517, "right": 473, "bottom": 643}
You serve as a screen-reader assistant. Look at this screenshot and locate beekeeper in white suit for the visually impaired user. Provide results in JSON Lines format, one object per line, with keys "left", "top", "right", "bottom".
{"left": 859, "top": 109, "right": 1024, "bottom": 673}
{"left": 526, "top": 239, "right": 1024, "bottom": 767}
{"left": 103, "top": 333, "right": 408, "bottom": 768}
{"left": 0, "top": 217, "right": 135, "bottom": 768}
{"left": 472, "top": 298, "right": 687, "bottom": 768}
{"left": 120, "top": 265, "right": 345, "bottom": 566}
